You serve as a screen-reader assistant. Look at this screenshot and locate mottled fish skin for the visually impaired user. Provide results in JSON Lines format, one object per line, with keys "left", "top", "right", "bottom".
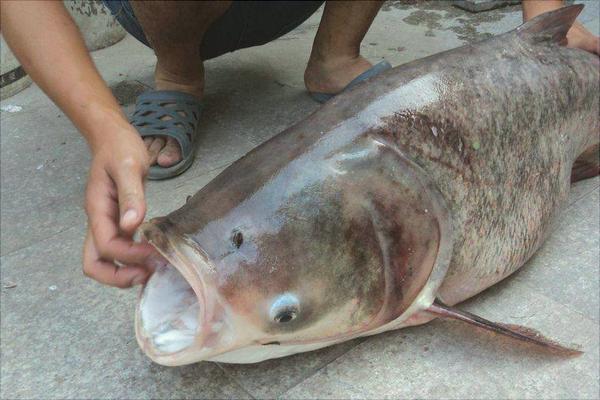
{"left": 139, "top": 7, "right": 598, "bottom": 364}
{"left": 348, "top": 26, "right": 600, "bottom": 305}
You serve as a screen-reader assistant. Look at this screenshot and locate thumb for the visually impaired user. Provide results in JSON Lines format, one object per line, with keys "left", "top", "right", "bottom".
{"left": 113, "top": 161, "right": 146, "bottom": 235}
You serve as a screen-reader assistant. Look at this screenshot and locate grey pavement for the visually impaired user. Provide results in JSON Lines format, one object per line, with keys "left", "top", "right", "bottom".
{"left": 1, "top": 1, "right": 599, "bottom": 399}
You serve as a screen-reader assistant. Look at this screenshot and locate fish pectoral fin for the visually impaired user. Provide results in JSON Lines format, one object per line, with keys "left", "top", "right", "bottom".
{"left": 426, "top": 299, "right": 582, "bottom": 357}
{"left": 572, "top": 143, "right": 600, "bottom": 183}
{"left": 517, "top": 4, "right": 582, "bottom": 46}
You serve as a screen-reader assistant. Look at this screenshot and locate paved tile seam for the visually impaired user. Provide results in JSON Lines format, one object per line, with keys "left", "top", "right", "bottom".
{"left": 279, "top": 372, "right": 353, "bottom": 399}
{"left": 516, "top": 236, "right": 598, "bottom": 321}
{"left": 567, "top": 183, "right": 600, "bottom": 209}
{"left": 214, "top": 363, "right": 259, "bottom": 400}
{"left": 507, "top": 277, "right": 598, "bottom": 343}
{"left": 259, "top": 338, "right": 369, "bottom": 399}
{"left": 283, "top": 375, "right": 371, "bottom": 400}
{"left": 0, "top": 225, "right": 80, "bottom": 259}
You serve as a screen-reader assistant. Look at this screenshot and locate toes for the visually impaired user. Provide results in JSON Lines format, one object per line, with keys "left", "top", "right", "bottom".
{"left": 157, "top": 137, "right": 182, "bottom": 167}
{"left": 147, "top": 137, "right": 165, "bottom": 165}
{"left": 143, "top": 137, "right": 154, "bottom": 149}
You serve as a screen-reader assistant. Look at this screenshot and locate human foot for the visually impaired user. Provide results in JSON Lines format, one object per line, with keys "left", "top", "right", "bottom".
{"left": 132, "top": 90, "right": 203, "bottom": 180}
{"left": 143, "top": 63, "right": 204, "bottom": 169}
{"left": 304, "top": 54, "right": 374, "bottom": 95}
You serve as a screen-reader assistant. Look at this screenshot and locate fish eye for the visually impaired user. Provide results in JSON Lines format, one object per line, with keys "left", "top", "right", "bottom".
{"left": 269, "top": 293, "right": 300, "bottom": 324}
{"left": 275, "top": 310, "right": 297, "bottom": 323}
{"left": 231, "top": 230, "right": 243, "bottom": 248}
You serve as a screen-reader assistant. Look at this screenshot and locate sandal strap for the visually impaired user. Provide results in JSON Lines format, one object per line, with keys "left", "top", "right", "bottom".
{"left": 131, "top": 90, "right": 202, "bottom": 159}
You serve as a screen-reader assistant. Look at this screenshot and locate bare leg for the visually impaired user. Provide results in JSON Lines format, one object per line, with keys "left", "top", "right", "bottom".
{"left": 130, "top": 1, "right": 231, "bottom": 167}
{"left": 304, "top": 1, "right": 384, "bottom": 95}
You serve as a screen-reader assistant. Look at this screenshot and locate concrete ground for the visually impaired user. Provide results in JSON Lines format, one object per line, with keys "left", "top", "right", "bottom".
{"left": 1, "top": 1, "right": 599, "bottom": 399}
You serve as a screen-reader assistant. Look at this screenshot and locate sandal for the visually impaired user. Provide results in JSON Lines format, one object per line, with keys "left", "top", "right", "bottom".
{"left": 131, "top": 90, "right": 203, "bottom": 180}
{"left": 309, "top": 60, "right": 392, "bottom": 104}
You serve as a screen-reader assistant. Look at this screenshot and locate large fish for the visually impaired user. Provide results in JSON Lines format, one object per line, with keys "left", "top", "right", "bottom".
{"left": 134, "top": 5, "right": 599, "bottom": 366}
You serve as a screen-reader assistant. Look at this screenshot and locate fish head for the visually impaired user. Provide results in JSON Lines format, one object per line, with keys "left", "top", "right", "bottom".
{"left": 135, "top": 133, "right": 452, "bottom": 365}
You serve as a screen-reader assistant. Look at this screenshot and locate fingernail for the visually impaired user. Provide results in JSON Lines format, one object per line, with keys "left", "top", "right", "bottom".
{"left": 132, "top": 275, "right": 146, "bottom": 286}
{"left": 122, "top": 209, "right": 138, "bottom": 226}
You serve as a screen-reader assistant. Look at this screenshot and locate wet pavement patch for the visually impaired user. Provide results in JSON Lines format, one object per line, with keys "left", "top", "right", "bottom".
{"left": 382, "top": 0, "right": 519, "bottom": 43}
{"left": 110, "top": 80, "right": 150, "bottom": 105}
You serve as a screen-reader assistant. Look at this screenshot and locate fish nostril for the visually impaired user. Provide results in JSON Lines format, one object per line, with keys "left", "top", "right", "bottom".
{"left": 231, "top": 230, "right": 243, "bottom": 248}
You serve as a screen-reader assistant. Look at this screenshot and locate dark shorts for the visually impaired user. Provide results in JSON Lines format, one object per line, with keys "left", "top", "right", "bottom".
{"left": 101, "top": 0, "right": 324, "bottom": 60}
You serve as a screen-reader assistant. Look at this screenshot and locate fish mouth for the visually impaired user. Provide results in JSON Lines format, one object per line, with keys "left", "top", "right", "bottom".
{"left": 135, "top": 219, "right": 222, "bottom": 366}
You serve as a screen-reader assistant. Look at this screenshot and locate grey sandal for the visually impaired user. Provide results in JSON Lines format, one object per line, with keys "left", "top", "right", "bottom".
{"left": 131, "top": 90, "right": 203, "bottom": 180}
{"left": 309, "top": 60, "right": 392, "bottom": 104}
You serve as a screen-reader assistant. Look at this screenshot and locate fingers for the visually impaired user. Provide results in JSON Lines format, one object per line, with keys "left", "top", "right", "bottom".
{"left": 592, "top": 36, "right": 600, "bottom": 56}
{"left": 570, "top": 35, "right": 600, "bottom": 56}
{"left": 157, "top": 137, "right": 182, "bottom": 167}
{"left": 567, "top": 22, "right": 600, "bottom": 56}
{"left": 83, "top": 229, "right": 152, "bottom": 288}
{"left": 91, "top": 229, "right": 156, "bottom": 265}
{"left": 86, "top": 162, "right": 155, "bottom": 266}
{"left": 109, "top": 156, "right": 147, "bottom": 234}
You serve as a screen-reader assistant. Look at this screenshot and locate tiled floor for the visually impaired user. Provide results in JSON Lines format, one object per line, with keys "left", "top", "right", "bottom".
{"left": 1, "top": 1, "right": 598, "bottom": 398}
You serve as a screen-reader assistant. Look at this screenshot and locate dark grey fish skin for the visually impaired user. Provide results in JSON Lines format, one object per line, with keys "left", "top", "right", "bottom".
{"left": 138, "top": 5, "right": 599, "bottom": 364}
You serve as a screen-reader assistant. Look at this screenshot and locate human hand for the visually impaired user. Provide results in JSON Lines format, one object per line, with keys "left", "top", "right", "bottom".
{"left": 566, "top": 21, "right": 600, "bottom": 56}
{"left": 83, "top": 125, "right": 157, "bottom": 288}
{"left": 522, "top": 1, "right": 599, "bottom": 56}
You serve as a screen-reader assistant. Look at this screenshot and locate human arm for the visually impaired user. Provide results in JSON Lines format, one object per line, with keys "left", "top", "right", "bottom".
{"left": 0, "top": 0, "right": 156, "bottom": 287}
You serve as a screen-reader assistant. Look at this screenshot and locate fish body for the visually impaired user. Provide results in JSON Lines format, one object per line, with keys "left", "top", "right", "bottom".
{"left": 135, "top": 6, "right": 599, "bottom": 365}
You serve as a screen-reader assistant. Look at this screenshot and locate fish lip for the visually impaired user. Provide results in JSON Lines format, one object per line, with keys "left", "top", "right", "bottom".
{"left": 134, "top": 219, "right": 214, "bottom": 366}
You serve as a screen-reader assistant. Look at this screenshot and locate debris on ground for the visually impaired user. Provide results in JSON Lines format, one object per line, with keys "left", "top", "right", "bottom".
{"left": 1, "top": 104, "right": 23, "bottom": 113}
